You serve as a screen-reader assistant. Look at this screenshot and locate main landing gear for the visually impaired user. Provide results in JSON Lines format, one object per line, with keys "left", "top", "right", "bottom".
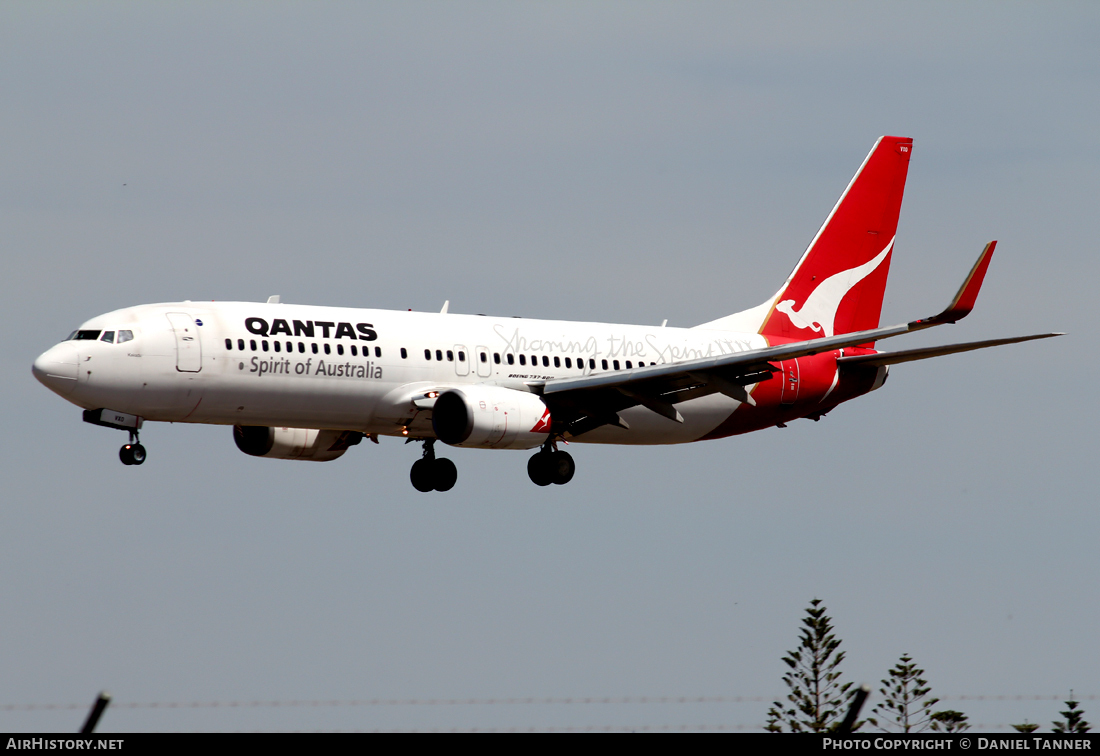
{"left": 527, "top": 442, "right": 575, "bottom": 487}
{"left": 119, "top": 429, "right": 147, "bottom": 466}
{"left": 410, "top": 440, "right": 458, "bottom": 493}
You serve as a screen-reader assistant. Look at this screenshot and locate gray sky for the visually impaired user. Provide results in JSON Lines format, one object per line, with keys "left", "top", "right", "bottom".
{"left": 2, "top": 1, "right": 1096, "bottom": 732}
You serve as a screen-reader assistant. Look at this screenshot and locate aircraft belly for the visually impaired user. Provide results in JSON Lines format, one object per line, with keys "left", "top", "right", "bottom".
{"left": 183, "top": 365, "right": 392, "bottom": 429}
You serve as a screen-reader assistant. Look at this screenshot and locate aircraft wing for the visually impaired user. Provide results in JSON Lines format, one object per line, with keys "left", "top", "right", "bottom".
{"left": 532, "top": 319, "right": 915, "bottom": 434}
{"left": 531, "top": 241, "right": 1048, "bottom": 433}
{"left": 836, "top": 333, "right": 1062, "bottom": 367}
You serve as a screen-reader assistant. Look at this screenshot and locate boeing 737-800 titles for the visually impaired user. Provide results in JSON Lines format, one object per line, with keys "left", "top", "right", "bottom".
{"left": 32, "top": 137, "right": 1060, "bottom": 491}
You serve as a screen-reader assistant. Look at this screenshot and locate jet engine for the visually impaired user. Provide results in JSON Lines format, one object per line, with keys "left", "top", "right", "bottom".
{"left": 233, "top": 425, "right": 363, "bottom": 461}
{"left": 432, "top": 386, "right": 552, "bottom": 450}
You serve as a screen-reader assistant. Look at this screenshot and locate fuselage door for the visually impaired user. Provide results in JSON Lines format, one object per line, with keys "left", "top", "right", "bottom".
{"left": 780, "top": 359, "right": 800, "bottom": 405}
{"left": 475, "top": 346, "right": 492, "bottom": 378}
{"left": 166, "top": 313, "right": 202, "bottom": 372}
{"left": 454, "top": 344, "right": 470, "bottom": 377}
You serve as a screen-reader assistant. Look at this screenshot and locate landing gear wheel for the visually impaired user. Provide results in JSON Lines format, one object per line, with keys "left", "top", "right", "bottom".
{"left": 410, "top": 458, "right": 436, "bottom": 492}
{"left": 433, "top": 458, "right": 458, "bottom": 492}
{"left": 120, "top": 443, "right": 146, "bottom": 465}
{"left": 527, "top": 453, "right": 553, "bottom": 487}
{"left": 548, "top": 450, "right": 574, "bottom": 485}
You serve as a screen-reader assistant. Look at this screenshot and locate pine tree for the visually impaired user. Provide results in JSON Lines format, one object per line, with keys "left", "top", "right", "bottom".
{"left": 1052, "top": 695, "right": 1091, "bottom": 733}
{"left": 765, "top": 599, "right": 859, "bottom": 732}
{"left": 1012, "top": 722, "right": 1040, "bottom": 733}
{"left": 868, "top": 654, "right": 940, "bottom": 732}
{"left": 930, "top": 710, "right": 970, "bottom": 732}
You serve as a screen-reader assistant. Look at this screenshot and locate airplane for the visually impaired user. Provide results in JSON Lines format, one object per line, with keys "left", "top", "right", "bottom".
{"left": 31, "top": 136, "right": 1060, "bottom": 491}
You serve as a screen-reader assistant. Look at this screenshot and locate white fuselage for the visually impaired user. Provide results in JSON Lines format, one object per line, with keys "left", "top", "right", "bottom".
{"left": 34, "top": 301, "right": 768, "bottom": 446}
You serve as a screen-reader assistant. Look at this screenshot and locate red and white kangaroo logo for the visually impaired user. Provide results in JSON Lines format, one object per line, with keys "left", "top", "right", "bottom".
{"left": 530, "top": 408, "right": 552, "bottom": 433}
{"left": 775, "top": 238, "right": 894, "bottom": 337}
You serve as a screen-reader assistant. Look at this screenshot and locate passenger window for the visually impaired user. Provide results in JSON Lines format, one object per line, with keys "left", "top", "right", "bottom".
{"left": 507, "top": 354, "right": 514, "bottom": 365}
{"left": 238, "top": 339, "right": 245, "bottom": 350}
{"left": 458, "top": 351, "right": 465, "bottom": 362}
{"left": 564, "top": 357, "right": 571, "bottom": 368}
{"left": 337, "top": 344, "right": 344, "bottom": 355}
{"left": 351, "top": 345, "right": 358, "bottom": 356}
{"left": 250, "top": 339, "right": 257, "bottom": 351}
{"left": 436, "top": 349, "right": 443, "bottom": 361}
{"left": 401, "top": 348, "right": 408, "bottom": 359}
{"left": 542, "top": 356, "right": 549, "bottom": 367}
{"left": 274, "top": 341, "right": 281, "bottom": 352}
{"left": 312, "top": 343, "right": 319, "bottom": 354}
{"left": 531, "top": 355, "right": 537, "bottom": 366}
{"left": 446, "top": 350, "right": 453, "bottom": 362}
{"left": 493, "top": 353, "right": 500, "bottom": 364}
{"left": 625, "top": 361, "right": 632, "bottom": 369}
{"left": 262, "top": 340, "right": 269, "bottom": 352}
{"left": 375, "top": 347, "right": 382, "bottom": 358}
{"left": 480, "top": 352, "right": 488, "bottom": 363}
{"left": 298, "top": 342, "right": 305, "bottom": 353}
{"left": 286, "top": 342, "right": 292, "bottom": 352}
{"left": 553, "top": 356, "right": 560, "bottom": 368}
{"left": 224, "top": 338, "right": 231, "bottom": 350}
{"left": 601, "top": 359, "right": 608, "bottom": 370}
{"left": 118, "top": 330, "right": 134, "bottom": 344}
{"left": 101, "top": 331, "right": 116, "bottom": 343}
{"left": 613, "top": 360, "right": 620, "bottom": 370}
{"left": 425, "top": 349, "right": 431, "bottom": 360}
{"left": 324, "top": 344, "right": 331, "bottom": 355}
{"left": 519, "top": 354, "right": 526, "bottom": 366}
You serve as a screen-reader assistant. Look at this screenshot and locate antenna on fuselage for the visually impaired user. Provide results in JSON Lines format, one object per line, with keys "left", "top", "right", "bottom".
{"left": 267, "top": 295, "right": 281, "bottom": 304}
{"left": 661, "top": 319, "right": 668, "bottom": 327}
{"left": 440, "top": 300, "right": 450, "bottom": 314}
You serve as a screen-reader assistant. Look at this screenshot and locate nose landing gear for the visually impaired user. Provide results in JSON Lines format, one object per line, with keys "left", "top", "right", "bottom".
{"left": 410, "top": 440, "right": 458, "bottom": 492}
{"left": 82, "top": 409, "right": 147, "bottom": 466}
{"left": 528, "top": 442, "right": 575, "bottom": 486}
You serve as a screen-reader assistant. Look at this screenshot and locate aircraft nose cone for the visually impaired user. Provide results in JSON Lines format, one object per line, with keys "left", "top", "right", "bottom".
{"left": 32, "top": 343, "right": 79, "bottom": 394}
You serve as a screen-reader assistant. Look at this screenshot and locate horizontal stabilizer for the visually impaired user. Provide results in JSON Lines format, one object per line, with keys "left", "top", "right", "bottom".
{"left": 837, "top": 332, "right": 1063, "bottom": 367}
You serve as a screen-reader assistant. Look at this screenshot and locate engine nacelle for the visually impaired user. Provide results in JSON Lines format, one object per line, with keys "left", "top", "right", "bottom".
{"left": 233, "top": 425, "right": 363, "bottom": 461}
{"left": 432, "top": 386, "right": 552, "bottom": 450}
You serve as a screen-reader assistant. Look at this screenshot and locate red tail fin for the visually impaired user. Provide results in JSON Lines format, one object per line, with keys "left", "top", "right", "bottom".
{"left": 759, "top": 136, "right": 913, "bottom": 342}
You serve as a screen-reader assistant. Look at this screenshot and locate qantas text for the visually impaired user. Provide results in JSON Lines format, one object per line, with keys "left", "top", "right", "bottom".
{"left": 245, "top": 317, "right": 377, "bottom": 340}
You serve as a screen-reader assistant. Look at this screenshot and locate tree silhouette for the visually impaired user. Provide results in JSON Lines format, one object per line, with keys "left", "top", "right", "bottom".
{"left": 765, "top": 599, "right": 859, "bottom": 732}
{"left": 930, "top": 710, "right": 970, "bottom": 732}
{"left": 868, "top": 654, "right": 939, "bottom": 732}
{"left": 1011, "top": 722, "right": 1040, "bottom": 733}
{"left": 1052, "top": 695, "right": 1090, "bottom": 733}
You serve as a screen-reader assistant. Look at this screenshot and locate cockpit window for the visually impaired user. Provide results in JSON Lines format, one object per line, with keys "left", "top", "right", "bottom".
{"left": 117, "top": 330, "right": 134, "bottom": 344}
{"left": 67, "top": 331, "right": 77, "bottom": 341}
{"left": 100, "top": 331, "right": 115, "bottom": 343}
{"left": 74, "top": 330, "right": 102, "bottom": 341}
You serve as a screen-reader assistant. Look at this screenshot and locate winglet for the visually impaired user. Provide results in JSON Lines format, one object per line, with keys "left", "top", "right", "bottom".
{"left": 911, "top": 241, "right": 995, "bottom": 328}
